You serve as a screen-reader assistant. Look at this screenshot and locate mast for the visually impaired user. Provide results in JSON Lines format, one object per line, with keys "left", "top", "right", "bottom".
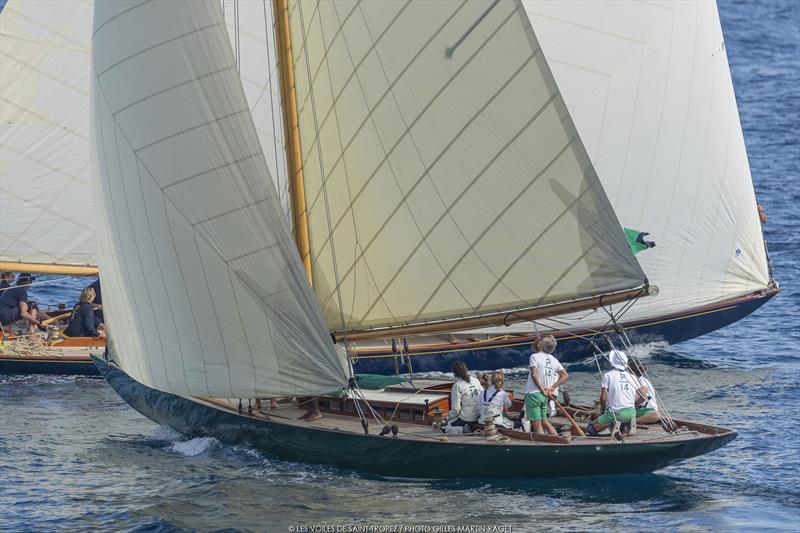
{"left": 272, "top": 0, "right": 313, "bottom": 287}
{"left": 0, "top": 261, "right": 98, "bottom": 276}
{"left": 333, "top": 286, "right": 652, "bottom": 342}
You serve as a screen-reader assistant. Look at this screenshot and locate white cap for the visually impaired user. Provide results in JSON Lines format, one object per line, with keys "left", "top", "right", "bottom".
{"left": 609, "top": 349, "right": 628, "bottom": 370}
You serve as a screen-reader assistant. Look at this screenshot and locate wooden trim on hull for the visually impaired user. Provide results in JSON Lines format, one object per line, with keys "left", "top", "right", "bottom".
{"left": 93, "top": 356, "right": 737, "bottom": 479}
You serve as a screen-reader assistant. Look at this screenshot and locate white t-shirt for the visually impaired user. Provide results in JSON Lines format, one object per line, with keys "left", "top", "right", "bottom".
{"left": 449, "top": 376, "right": 484, "bottom": 422}
{"left": 478, "top": 385, "right": 512, "bottom": 426}
{"left": 525, "top": 351, "right": 565, "bottom": 394}
{"left": 602, "top": 369, "right": 637, "bottom": 412}
{"left": 634, "top": 375, "right": 658, "bottom": 411}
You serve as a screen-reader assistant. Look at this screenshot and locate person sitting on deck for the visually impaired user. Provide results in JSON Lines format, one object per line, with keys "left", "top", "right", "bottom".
{"left": 0, "top": 273, "right": 46, "bottom": 335}
{"left": 629, "top": 358, "right": 661, "bottom": 425}
{"left": 0, "top": 271, "right": 14, "bottom": 292}
{"left": 478, "top": 371, "right": 513, "bottom": 429}
{"left": 444, "top": 361, "right": 483, "bottom": 433}
{"left": 586, "top": 349, "right": 637, "bottom": 435}
{"left": 88, "top": 278, "right": 104, "bottom": 323}
{"left": 64, "top": 287, "right": 104, "bottom": 339}
{"left": 525, "top": 335, "right": 569, "bottom": 436}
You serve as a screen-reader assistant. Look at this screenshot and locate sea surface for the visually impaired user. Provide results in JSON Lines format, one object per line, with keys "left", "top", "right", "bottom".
{"left": 1, "top": 1, "right": 798, "bottom": 531}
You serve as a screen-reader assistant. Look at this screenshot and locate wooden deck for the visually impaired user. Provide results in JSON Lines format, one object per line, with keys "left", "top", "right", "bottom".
{"left": 195, "top": 381, "right": 731, "bottom": 448}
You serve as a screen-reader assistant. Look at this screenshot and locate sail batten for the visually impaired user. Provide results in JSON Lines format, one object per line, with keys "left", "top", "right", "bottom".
{"left": 287, "top": 0, "right": 646, "bottom": 333}
{"left": 91, "top": 0, "right": 347, "bottom": 398}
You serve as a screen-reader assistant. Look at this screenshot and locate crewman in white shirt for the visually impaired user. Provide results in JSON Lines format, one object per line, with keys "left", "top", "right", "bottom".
{"left": 445, "top": 361, "right": 484, "bottom": 433}
{"left": 629, "top": 358, "right": 661, "bottom": 424}
{"left": 478, "top": 371, "right": 513, "bottom": 429}
{"left": 524, "top": 336, "right": 569, "bottom": 436}
{"left": 587, "top": 349, "right": 637, "bottom": 434}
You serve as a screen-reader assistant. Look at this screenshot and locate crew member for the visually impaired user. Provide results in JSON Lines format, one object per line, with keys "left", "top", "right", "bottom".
{"left": 445, "top": 361, "right": 483, "bottom": 433}
{"left": 88, "top": 278, "right": 103, "bottom": 323}
{"left": 525, "top": 336, "right": 569, "bottom": 436}
{"left": 587, "top": 349, "right": 637, "bottom": 435}
{"left": 64, "top": 287, "right": 104, "bottom": 338}
{"left": 0, "top": 273, "right": 45, "bottom": 334}
{"left": 629, "top": 358, "right": 661, "bottom": 425}
{"left": 478, "top": 371, "right": 513, "bottom": 429}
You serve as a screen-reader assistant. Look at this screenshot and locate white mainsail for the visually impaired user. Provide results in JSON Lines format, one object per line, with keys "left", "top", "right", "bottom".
{"left": 0, "top": 0, "right": 291, "bottom": 271}
{"left": 287, "top": 0, "right": 646, "bottom": 334}
{"left": 518, "top": 0, "right": 770, "bottom": 327}
{"left": 0, "top": 0, "right": 95, "bottom": 268}
{"left": 91, "top": 0, "right": 347, "bottom": 397}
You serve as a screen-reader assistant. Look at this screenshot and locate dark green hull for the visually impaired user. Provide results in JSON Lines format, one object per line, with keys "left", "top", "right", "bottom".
{"left": 94, "top": 356, "right": 737, "bottom": 479}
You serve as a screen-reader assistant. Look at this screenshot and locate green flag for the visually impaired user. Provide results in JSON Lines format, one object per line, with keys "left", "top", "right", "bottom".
{"left": 624, "top": 228, "right": 656, "bottom": 256}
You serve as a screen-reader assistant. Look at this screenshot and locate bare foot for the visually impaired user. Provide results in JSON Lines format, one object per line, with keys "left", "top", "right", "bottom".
{"left": 271, "top": 399, "right": 278, "bottom": 409}
{"left": 305, "top": 412, "right": 322, "bottom": 421}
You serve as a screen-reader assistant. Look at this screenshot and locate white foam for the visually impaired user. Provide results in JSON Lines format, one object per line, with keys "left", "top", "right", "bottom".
{"left": 625, "top": 341, "right": 670, "bottom": 359}
{"left": 168, "top": 437, "right": 220, "bottom": 457}
{"left": 151, "top": 425, "right": 184, "bottom": 442}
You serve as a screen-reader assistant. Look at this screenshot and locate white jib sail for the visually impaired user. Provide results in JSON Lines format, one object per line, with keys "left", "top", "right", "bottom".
{"left": 521, "top": 0, "right": 770, "bottom": 325}
{"left": 287, "top": 0, "right": 646, "bottom": 333}
{"left": 91, "top": 0, "right": 347, "bottom": 398}
{"left": 0, "top": 0, "right": 96, "bottom": 267}
{"left": 221, "top": 0, "right": 292, "bottom": 229}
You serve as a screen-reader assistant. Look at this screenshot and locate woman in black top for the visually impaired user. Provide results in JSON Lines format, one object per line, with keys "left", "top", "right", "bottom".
{"left": 64, "top": 287, "right": 103, "bottom": 338}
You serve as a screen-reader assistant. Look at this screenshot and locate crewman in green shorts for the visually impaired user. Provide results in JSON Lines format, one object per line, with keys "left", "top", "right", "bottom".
{"left": 629, "top": 358, "right": 661, "bottom": 424}
{"left": 587, "top": 349, "right": 637, "bottom": 435}
{"left": 524, "top": 336, "right": 569, "bottom": 436}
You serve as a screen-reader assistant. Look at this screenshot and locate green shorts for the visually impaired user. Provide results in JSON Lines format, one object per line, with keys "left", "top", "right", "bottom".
{"left": 525, "top": 392, "right": 548, "bottom": 421}
{"left": 636, "top": 407, "right": 657, "bottom": 417}
{"left": 595, "top": 407, "right": 636, "bottom": 425}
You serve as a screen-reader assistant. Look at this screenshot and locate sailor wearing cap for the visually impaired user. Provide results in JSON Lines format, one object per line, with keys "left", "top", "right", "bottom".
{"left": 587, "top": 349, "right": 637, "bottom": 435}
{"left": 0, "top": 273, "right": 46, "bottom": 334}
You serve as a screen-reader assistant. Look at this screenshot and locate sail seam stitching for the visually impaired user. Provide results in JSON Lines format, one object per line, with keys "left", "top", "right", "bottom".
{"left": 96, "top": 22, "right": 225, "bottom": 78}
{"left": 308, "top": 2, "right": 516, "bottom": 266}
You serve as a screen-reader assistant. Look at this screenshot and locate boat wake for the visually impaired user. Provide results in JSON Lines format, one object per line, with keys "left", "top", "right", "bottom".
{"left": 150, "top": 425, "right": 185, "bottom": 444}
{"left": 168, "top": 437, "right": 221, "bottom": 457}
{"left": 145, "top": 425, "right": 223, "bottom": 457}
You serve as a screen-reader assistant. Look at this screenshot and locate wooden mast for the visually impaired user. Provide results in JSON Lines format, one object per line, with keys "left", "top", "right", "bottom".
{"left": 0, "top": 261, "right": 98, "bottom": 276}
{"left": 273, "top": 0, "right": 313, "bottom": 287}
{"left": 333, "top": 285, "right": 652, "bottom": 342}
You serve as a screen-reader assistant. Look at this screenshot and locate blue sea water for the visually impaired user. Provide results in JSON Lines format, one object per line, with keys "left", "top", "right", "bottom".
{"left": 1, "top": 1, "right": 799, "bottom": 531}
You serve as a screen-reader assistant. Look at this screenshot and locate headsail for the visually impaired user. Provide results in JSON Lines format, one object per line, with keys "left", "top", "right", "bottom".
{"left": 0, "top": 0, "right": 290, "bottom": 273}
{"left": 91, "top": 0, "right": 347, "bottom": 397}
{"left": 522, "top": 0, "right": 770, "bottom": 323}
{"left": 286, "top": 0, "right": 647, "bottom": 335}
{"left": 0, "top": 0, "right": 96, "bottom": 271}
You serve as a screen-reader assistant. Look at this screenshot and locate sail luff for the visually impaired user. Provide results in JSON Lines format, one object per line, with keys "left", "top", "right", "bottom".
{"left": 273, "top": 0, "right": 314, "bottom": 287}
{"left": 334, "top": 285, "right": 650, "bottom": 342}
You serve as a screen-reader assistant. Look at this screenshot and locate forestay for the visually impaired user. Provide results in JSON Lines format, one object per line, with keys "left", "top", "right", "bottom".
{"left": 287, "top": 0, "right": 646, "bottom": 333}
{"left": 91, "top": 0, "right": 347, "bottom": 398}
{"left": 0, "top": 0, "right": 95, "bottom": 267}
{"left": 520, "top": 0, "right": 770, "bottom": 325}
